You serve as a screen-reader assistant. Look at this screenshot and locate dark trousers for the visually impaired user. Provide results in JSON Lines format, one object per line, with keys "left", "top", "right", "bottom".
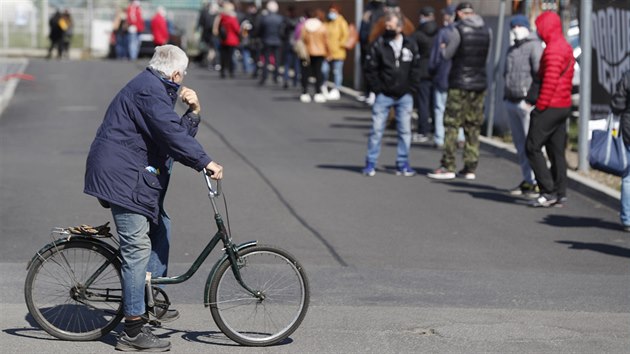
{"left": 301, "top": 56, "right": 324, "bottom": 94}
{"left": 220, "top": 45, "right": 236, "bottom": 78}
{"left": 260, "top": 45, "right": 280, "bottom": 83}
{"left": 526, "top": 107, "right": 571, "bottom": 197}
{"left": 416, "top": 80, "right": 433, "bottom": 135}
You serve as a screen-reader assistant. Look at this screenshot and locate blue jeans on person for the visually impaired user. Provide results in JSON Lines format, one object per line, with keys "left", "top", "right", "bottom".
{"left": 505, "top": 99, "right": 536, "bottom": 185}
{"left": 240, "top": 47, "right": 253, "bottom": 74}
{"left": 321, "top": 60, "right": 344, "bottom": 89}
{"left": 127, "top": 33, "right": 140, "bottom": 60}
{"left": 111, "top": 204, "right": 171, "bottom": 317}
{"left": 434, "top": 89, "right": 464, "bottom": 146}
{"left": 621, "top": 146, "right": 630, "bottom": 227}
{"left": 366, "top": 93, "right": 413, "bottom": 165}
{"left": 283, "top": 45, "right": 300, "bottom": 87}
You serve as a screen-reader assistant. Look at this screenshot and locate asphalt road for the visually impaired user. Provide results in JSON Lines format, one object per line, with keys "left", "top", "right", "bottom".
{"left": 1, "top": 59, "right": 629, "bottom": 353}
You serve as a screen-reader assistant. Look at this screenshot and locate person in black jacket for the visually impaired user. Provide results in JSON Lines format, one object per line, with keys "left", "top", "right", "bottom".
{"left": 411, "top": 6, "right": 438, "bottom": 143}
{"left": 257, "top": 1, "right": 284, "bottom": 85}
{"left": 612, "top": 70, "right": 630, "bottom": 230}
{"left": 362, "top": 11, "right": 421, "bottom": 177}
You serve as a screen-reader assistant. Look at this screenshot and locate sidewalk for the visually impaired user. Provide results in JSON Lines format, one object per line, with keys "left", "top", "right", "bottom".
{"left": 0, "top": 58, "right": 28, "bottom": 116}
{"left": 334, "top": 83, "right": 621, "bottom": 210}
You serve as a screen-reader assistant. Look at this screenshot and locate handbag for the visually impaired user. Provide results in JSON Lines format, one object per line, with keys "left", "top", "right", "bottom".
{"left": 589, "top": 113, "right": 629, "bottom": 176}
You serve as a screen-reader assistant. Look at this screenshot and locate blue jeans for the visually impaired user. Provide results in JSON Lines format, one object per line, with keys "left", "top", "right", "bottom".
{"left": 366, "top": 93, "right": 413, "bottom": 165}
{"left": 321, "top": 60, "right": 344, "bottom": 89}
{"left": 505, "top": 99, "right": 536, "bottom": 184}
{"left": 434, "top": 89, "right": 464, "bottom": 145}
{"left": 240, "top": 47, "right": 253, "bottom": 74}
{"left": 621, "top": 147, "right": 630, "bottom": 226}
{"left": 283, "top": 45, "right": 300, "bottom": 87}
{"left": 127, "top": 33, "right": 140, "bottom": 60}
{"left": 111, "top": 204, "right": 171, "bottom": 317}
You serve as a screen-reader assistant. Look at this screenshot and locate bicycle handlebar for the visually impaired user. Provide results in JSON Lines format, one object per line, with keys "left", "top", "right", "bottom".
{"left": 202, "top": 168, "right": 222, "bottom": 197}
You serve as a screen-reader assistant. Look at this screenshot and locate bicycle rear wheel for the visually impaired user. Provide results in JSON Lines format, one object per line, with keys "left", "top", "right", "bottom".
{"left": 24, "top": 240, "right": 123, "bottom": 341}
{"left": 208, "top": 245, "right": 309, "bottom": 346}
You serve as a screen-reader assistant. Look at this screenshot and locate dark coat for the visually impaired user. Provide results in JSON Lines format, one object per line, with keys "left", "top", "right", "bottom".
{"left": 365, "top": 35, "right": 421, "bottom": 98}
{"left": 258, "top": 12, "right": 284, "bottom": 47}
{"left": 411, "top": 20, "right": 438, "bottom": 80}
{"left": 84, "top": 68, "right": 212, "bottom": 224}
{"left": 611, "top": 70, "right": 630, "bottom": 147}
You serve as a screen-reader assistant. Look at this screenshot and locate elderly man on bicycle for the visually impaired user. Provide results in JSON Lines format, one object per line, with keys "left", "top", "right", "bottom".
{"left": 84, "top": 44, "right": 223, "bottom": 352}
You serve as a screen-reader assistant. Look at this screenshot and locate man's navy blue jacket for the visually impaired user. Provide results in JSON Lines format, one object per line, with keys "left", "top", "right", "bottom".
{"left": 84, "top": 68, "right": 212, "bottom": 224}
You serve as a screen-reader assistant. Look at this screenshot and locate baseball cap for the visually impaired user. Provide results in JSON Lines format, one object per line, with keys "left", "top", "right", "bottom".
{"left": 456, "top": 2, "right": 474, "bottom": 13}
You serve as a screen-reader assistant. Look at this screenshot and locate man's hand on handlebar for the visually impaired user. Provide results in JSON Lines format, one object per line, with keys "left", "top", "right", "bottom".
{"left": 205, "top": 161, "right": 223, "bottom": 180}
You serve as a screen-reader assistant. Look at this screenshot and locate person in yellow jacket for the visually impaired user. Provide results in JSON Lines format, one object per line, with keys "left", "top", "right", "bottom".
{"left": 322, "top": 4, "right": 349, "bottom": 100}
{"left": 299, "top": 9, "right": 330, "bottom": 103}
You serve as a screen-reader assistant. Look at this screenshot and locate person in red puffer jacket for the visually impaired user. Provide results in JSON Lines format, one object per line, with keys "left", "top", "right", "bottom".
{"left": 525, "top": 10, "right": 574, "bottom": 208}
{"left": 151, "top": 6, "right": 169, "bottom": 46}
{"left": 213, "top": 2, "right": 240, "bottom": 78}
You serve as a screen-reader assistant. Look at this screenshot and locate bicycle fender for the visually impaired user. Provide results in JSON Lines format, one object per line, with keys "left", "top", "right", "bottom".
{"left": 203, "top": 240, "right": 258, "bottom": 307}
{"left": 26, "top": 236, "right": 119, "bottom": 270}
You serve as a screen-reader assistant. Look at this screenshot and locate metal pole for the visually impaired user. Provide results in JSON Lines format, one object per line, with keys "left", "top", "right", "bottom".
{"left": 485, "top": 0, "right": 506, "bottom": 137}
{"left": 577, "top": 0, "right": 592, "bottom": 172}
{"left": 353, "top": 0, "right": 363, "bottom": 90}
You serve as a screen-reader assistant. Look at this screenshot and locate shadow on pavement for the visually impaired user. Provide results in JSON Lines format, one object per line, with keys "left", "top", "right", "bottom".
{"left": 157, "top": 326, "right": 294, "bottom": 347}
{"left": 556, "top": 240, "right": 630, "bottom": 258}
{"left": 541, "top": 215, "right": 621, "bottom": 230}
{"left": 445, "top": 181, "right": 528, "bottom": 205}
{"left": 317, "top": 164, "right": 364, "bottom": 174}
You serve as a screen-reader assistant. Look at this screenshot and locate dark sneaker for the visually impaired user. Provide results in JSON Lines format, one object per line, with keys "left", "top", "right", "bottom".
{"left": 509, "top": 181, "right": 539, "bottom": 198}
{"left": 144, "top": 309, "right": 180, "bottom": 326}
{"left": 362, "top": 162, "right": 376, "bottom": 177}
{"left": 553, "top": 196, "right": 567, "bottom": 208}
{"left": 457, "top": 169, "right": 476, "bottom": 180}
{"left": 529, "top": 193, "right": 557, "bottom": 208}
{"left": 427, "top": 167, "right": 456, "bottom": 180}
{"left": 116, "top": 327, "right": 171, "bottom": 352}
{"left": 395, "top": 162, "right": 416, "bottom": 177}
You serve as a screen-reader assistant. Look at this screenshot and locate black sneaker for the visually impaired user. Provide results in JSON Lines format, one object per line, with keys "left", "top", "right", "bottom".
{"left": 509, "top": 181, "right": 539, "bottom": 198}
{"left": 116, "top": 327, "right": 171, "bottom": 352}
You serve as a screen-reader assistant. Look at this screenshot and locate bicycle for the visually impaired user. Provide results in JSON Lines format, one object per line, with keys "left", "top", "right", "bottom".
{"left": 24, "top": 170, "right": 310, "bottom": 346}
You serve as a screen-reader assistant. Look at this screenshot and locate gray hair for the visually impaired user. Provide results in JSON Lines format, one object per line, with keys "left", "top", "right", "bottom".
{"left": 148, "top": 45, "right": 189, "bottom": 77}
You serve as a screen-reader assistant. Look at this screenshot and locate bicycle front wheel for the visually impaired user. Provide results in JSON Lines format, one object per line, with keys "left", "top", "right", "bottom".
{"left": 24, "top": 240, "right": 123, "bottom": 341}
{"left": 208, "top": 245, "right": 309, "bottom": 346}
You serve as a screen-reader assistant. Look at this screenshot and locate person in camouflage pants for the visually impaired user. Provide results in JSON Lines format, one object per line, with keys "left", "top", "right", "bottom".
{"left": 441, "top": 88, "right": 485, "bottom": 172}
{"left": 427, "top": 2, "right": 490, "bottom": 180}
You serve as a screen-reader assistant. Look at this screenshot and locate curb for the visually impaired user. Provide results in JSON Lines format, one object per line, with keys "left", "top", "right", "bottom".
{"left": 334, "top": 83, "right": 621, "bottom": 210}
{"left": 0, "top": 58, "right": 29, "bottom": 118}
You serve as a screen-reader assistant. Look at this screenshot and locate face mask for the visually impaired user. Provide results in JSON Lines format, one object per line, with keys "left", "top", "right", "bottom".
{"left": 511, "top": 26, "right": 530, "bottom": 41}
{"left": 327, "top": 12, "right": 337, "bottom": 20}
{"left": 383, "top": 29, "right": 397, "bottom": 40}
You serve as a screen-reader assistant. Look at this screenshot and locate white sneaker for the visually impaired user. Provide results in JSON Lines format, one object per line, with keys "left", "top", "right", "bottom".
{"left": 320, "top": 85, "right": 329, "bottom": 97}
{"left": 299, "top": 93, "right": 311, "bottom": 103}
{"left": 327, "top": 89, "right": 341, "bottom": 100}
{"left": 365, "top": 92, "right": 376, "bottom": 106}
{"left": 313, "top": 93, "right": 327, "bottom": 103}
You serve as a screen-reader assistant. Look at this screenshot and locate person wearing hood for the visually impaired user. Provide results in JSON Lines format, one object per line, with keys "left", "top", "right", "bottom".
{"left": 84, "top": 45, "right": 223, "bottom": 352}
{"left": 362, "top": 11, "right": 421, "bottom": 177}
{"left": 299, "top": 9, "right": 329, "bottom": 103}
{"left": 428, "top": 2, "right": 491, "bottom": 181}
{"left": 504, "top": 15, "right": 543, "bottom": 198}
{"left": 213, "top": 1, "right": 241, "bottom": 78}
{"left": 525, "top": 11, "right": 574, "bottom": 207}
{"left": 411, "top": 6, "right": 438, "bottom": 144}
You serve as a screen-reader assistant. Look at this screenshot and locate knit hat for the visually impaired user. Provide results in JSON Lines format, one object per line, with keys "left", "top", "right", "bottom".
{"left": 456, "top": 2, "right": 474, "bottom": 13}
{"left": 510, "top": 15, "right": 530, "bottom": 30}
{"left": 441, "top": 5, "right": 456, "bottom": 16}
{"left": 420, "top": 6, "right": 435, "bottom": 17}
